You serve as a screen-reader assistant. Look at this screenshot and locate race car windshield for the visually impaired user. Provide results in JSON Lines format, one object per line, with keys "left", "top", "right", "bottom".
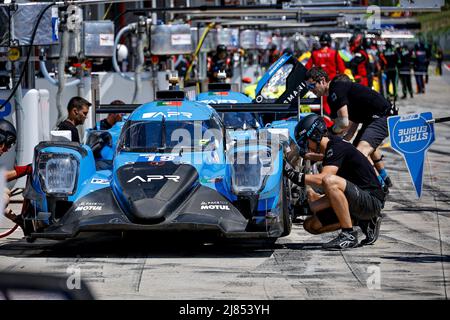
{"left": 118, "top": 119, "right": 222, "bottom": 153}
{"left": 260, "top": 64, "right": 293, "bottom": 99}
{"left": 220, "top": 112, "right": 261, "bottom": 129}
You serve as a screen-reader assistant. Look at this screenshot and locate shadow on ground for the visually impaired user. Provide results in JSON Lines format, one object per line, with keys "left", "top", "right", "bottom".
{"left": 0, "top": 231, "right": 279, "bottom": 259}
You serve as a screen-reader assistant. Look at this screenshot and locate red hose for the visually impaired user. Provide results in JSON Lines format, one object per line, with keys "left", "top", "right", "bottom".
{"left": 0, "top": 223, "right": 19, "bottom": 239}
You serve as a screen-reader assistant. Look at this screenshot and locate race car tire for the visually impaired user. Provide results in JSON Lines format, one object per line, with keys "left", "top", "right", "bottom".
{"left": 280, "top": 179, "right": 292, "bottom": 237}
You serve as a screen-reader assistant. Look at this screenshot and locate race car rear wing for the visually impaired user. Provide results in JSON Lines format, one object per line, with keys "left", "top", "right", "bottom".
{"left": 94, "top": 98, "right": 322, "bottom": 116}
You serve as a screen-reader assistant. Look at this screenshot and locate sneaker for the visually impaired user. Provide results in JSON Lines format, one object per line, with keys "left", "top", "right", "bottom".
{"left": 359, "top": 215, "right": 383, "bottom": 245}
{"left": 384, "top": 176, "right": 393, "bottom": 188}
{"left": 322, "top": 230, "right": 358, "bottom": 249}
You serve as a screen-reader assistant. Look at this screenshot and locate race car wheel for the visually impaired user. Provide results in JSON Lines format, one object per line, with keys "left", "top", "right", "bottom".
{"left": 280, "top": 179, "right": 292, "bottom": 237}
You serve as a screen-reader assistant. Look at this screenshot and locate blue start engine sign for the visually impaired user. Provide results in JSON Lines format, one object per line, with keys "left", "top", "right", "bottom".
{"left": 388, "top": 112, "right": 435, "bottom": 198}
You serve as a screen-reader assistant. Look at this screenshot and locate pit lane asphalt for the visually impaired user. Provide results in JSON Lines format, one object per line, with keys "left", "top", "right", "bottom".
{"left": 1, "top": 67, "right": 449, "bottom": 299}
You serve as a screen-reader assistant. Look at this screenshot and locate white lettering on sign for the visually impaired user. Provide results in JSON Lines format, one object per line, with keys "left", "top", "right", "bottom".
{"left": 171, "top": 34, "right": 191, "bottom": 46}
{"left": 398, "top": 126, "right": 428, "bottom": 144}
{"left": 99, "top": 33, "right": 114, "bottom": 46}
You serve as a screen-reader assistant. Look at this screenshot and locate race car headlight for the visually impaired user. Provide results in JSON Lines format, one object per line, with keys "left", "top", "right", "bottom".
{"left": 231, "top": 151, "right": 272, "bottom": 195}
{"left": 37, "top": 153, "right": 79, "bottom": 195}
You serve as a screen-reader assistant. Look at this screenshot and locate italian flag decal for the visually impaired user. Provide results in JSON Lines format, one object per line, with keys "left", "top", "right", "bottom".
{"left": 157, "top": 101, "right": 182, "bottom": 106}
{"left": 208, "top": 92, "right": 229, "bottom": 96}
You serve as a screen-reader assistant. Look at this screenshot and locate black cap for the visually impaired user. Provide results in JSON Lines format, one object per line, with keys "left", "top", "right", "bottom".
{"left": 217, "top": 44, "right": 227, "bottom": 53}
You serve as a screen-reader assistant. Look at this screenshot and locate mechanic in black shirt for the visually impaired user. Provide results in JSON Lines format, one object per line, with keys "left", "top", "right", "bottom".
{"left": 285, "top": 114, "right": 384, "bottom": 249}
{"left": 207, "top": 45, "right": 233, "bottom": 83}
{"left": 379, "top": 40, "right": 400, "bottom": 99}
{"left": 305, "top": 67, "right": 394, "bottom": 189}
{"left": 57, "top": 96, "right": 91, "bottom": 143}
{"left": 97, "top": 100, "right": 125, "bottom": 130}
{"left": 398, "top": 44, "right": 414, "bottom": 99}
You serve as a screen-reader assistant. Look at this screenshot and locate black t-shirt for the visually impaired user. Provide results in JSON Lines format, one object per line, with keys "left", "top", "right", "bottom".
{"left": 57, "top": 120, "right": 80, "bottom": 143}
{"left": 328, "top": 81, "right": 391, "bottom": 124}
{"left": 98, "top": 118, "right": 112, "bottom": 130}
{"left": 323, "top": 136, "right": 384, "bottom": 201}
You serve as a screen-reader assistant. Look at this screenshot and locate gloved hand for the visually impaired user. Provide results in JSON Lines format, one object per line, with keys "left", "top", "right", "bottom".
{"left": 284, "top": 164, "right": 305, "bottom": 187}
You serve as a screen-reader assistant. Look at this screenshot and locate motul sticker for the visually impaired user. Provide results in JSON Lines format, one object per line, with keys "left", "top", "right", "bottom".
{"left": 75, "top": 202, "right": 104, "bottom": 211}
{"left": 200, "top": 201, "right": 230, "bottom": 211}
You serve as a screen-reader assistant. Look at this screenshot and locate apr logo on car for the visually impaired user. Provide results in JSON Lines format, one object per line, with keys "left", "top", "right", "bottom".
{"left": 199, "top": 99, "right": 238, "bottom": 104}
{"left": 142, "top": 111, "right": 192, "bottom": 119}
{"left": 127, "top": 175, "right": 181, "bottom": 183}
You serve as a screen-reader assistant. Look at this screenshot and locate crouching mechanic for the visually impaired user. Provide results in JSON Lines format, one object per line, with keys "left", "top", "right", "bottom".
{"left": 305, "top": 66, "right": 394, "bottom": 189}
{"left": 286, "top": 114, "right": 385, "bottom": 249}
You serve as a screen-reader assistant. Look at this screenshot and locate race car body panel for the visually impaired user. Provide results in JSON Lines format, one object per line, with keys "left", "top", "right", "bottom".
{"left": 24, "top": 95, "right": 291, "bottom": 241}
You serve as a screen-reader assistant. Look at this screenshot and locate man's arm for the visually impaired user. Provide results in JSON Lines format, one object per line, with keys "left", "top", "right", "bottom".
{"left": 331, "top": 105, "right": 349, "bottom": 135}
{"left": 342, "top": 120, "right": 359, "bottom": 141}
{"left": 305, "top": 165, "right": 339, "bottom": 187}
{"left": 5, "top": 164, "right": 32, "bottom": 182}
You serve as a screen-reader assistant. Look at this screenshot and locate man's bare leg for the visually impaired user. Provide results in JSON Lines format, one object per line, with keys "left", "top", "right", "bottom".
{"left": 321, "top": 174, "right": 352, "bottom": 228}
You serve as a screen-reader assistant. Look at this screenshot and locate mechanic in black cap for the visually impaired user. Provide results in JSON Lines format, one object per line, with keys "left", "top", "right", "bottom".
{"left": 207, "top": 44, "right": 233, "bottom": 83}
{"left": 304, "top": 66, "right": 394, "bottom": 190}
{"left": 0, "top": 119, "right": 33, "bottom": 226}
{"left": 285, "top": 114, "right": 385, "bottom": 249}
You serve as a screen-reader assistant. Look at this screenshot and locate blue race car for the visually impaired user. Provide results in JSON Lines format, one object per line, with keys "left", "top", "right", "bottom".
{"left": 22, "top": 88, "right": 293, "bottom": 242}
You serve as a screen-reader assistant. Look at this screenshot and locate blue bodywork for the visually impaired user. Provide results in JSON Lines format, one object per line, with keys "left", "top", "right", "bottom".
{"left": 197, "top": 89, "right": 263, "bottom": 130}
{"left": 24, "top": 96, "right": 292, "bottom": 240}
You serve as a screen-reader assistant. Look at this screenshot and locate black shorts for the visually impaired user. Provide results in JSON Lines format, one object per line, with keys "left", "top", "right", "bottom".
{"left": 316, "top": 180, "right": 383, "bottom": 227}
{"left": 353, "top": 116, "right": 388, "bottom": 150}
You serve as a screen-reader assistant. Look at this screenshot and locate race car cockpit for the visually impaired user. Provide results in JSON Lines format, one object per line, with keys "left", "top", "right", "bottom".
{"left": 117, "top": 118, "right": 222, "bottom": 153}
